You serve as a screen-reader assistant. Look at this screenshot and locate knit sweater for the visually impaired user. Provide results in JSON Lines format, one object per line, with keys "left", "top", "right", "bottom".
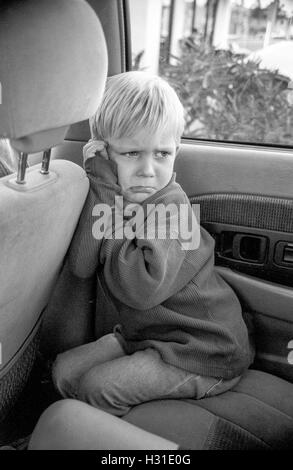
{"left": 42, "top": 152, "right": 254, "bottom": 379}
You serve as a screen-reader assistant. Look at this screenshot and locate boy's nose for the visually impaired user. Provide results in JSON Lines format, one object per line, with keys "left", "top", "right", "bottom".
{"left": 137, "top": 156, "right": 155, "bottom": 177}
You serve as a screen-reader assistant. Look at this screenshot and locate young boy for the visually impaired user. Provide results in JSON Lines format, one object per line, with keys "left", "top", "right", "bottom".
{"left": 52, "top": 71, "right": 254, "bottom": 417}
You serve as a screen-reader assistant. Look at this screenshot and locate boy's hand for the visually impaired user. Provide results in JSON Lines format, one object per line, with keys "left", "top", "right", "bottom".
{"left": 83, "top": 138, "right": 109, "bottom": 164}
{"left": 83, "top": 138, "right": 119, "bottom": 185}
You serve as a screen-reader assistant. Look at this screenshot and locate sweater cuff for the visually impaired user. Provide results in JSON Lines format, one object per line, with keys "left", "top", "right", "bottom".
{"left": 85, "top": 153, "right": 118, "bottom": 185}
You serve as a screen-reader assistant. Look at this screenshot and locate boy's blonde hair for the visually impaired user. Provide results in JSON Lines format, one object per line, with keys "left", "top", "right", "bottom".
{"left": 90, "top": 71, "right": 185, "bottom": 145}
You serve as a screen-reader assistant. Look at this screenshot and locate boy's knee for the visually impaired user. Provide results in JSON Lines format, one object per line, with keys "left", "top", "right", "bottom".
{"left": 78, "top": 370, "right": 129, "bottom": 417}
{"left": 78, "top": 369, "right": 105, "bottom": 405}
{"left": 28, "top": 399, "right": 81, "bottom": 449}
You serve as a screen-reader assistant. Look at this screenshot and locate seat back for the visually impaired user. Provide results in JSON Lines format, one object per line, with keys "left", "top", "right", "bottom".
{"left": 0, "top": 0, "right": 107, "bottom": 428}
{"left": 0, "top": 161, "right": 88, "bottom": 420}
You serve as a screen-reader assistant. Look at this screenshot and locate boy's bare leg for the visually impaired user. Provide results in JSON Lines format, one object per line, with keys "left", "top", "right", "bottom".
{"left": 28, "top": 399, "right": 179, "bottom": 450}
{"left": 52, "top": 333, "right": 124, "bottom": 398}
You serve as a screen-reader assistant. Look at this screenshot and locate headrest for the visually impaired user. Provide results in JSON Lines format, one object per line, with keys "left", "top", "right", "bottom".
{"left": 0, "top": 0, "right": 108, "bottom": 153}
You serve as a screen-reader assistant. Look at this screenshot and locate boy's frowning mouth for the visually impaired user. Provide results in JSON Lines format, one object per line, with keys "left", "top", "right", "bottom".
{"left": 128, "top": 186, "right": 156, "bottom": 193}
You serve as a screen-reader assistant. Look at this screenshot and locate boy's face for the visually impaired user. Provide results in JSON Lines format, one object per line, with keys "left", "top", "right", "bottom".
{"left": 107, "top": 128, "right": 178, "bottom": 204}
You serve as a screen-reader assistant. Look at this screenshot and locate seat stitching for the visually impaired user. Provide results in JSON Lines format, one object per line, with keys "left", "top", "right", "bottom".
{"left": 231, "top": 388, "right": 293, "bottom": 421}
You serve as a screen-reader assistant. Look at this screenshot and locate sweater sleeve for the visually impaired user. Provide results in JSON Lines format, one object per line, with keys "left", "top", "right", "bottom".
{"left": 100, "top": 181, "right": 201, "bottom": 310}
{"left": 69, "top": 153, "right": 122, "bottom": 278}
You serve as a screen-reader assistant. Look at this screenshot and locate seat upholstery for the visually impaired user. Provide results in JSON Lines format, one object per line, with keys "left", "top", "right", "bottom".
{"left": 124, "top": 369, "right": 293, "bottom": 449}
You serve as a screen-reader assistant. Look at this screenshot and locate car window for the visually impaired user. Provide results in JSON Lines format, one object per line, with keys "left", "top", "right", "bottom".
{"left": 129, "top": 0, "right": 293, "bottom": 147}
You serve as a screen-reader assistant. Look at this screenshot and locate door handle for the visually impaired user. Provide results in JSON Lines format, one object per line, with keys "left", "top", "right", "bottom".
{"left": 275, "top": 242, "right": 293, "bottom": 267}
{"left": 232, "top": 233, "right": 267, "bottom": 263}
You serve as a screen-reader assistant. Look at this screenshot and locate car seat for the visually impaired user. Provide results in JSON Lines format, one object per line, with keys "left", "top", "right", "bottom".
{"left": 0, "top": 0, "right": 107, "bottom": 444}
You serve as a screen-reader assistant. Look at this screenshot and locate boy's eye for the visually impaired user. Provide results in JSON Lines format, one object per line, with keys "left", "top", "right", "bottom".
{"left": 155, "top": 151, "right": 171, "bottom": 159}
{"left": 122, "top": 151, "right": 139, "bottom": 158}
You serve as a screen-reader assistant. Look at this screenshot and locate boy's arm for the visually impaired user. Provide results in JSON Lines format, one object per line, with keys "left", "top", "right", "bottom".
{"left": 68, "top": 142, "right": 121, "bottom": 279}
{"left": 101, "top": 181, "right": 203, "bottom": 310}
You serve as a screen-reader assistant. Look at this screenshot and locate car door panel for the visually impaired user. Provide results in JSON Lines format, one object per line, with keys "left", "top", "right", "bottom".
{"left": 176, "top": 141, "right": 293, "bottom": 199}
{"left": 217, "top": 266, "right": 293, "bottom": 383}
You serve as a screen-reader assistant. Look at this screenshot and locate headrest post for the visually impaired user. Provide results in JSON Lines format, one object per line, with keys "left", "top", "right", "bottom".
{"left": 16, "top": 152, "right": 28, "bottom": 184}
{"left": 40, "top": 149, "right": 51, "bottom": 175}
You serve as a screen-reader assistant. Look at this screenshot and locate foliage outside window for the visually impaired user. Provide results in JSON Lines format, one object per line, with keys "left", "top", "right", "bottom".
{"left": 130, "top": 0, "right": 293, "bottom": 146}
{"left": 159, "top": 37, "right": 293, "bottom": 145}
